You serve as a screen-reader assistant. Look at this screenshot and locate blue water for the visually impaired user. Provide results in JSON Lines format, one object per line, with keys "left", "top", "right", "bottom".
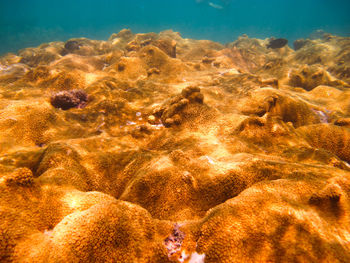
{"left": 0, "top": 0, "right": 349, "bottom": 55}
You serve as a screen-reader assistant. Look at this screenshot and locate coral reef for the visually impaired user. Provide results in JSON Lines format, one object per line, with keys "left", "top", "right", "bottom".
{"left": 5, "top": 167, "right": 34, "bottom": 187}
{"left": 50, "top": 89, "right": 88, "bottom": 110}
{"left": 0, "top": 29, "right": 350, "bottom": 262}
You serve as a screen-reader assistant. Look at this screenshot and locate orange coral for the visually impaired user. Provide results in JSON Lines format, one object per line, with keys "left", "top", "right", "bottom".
{"left": 0, "top": 30, "right": 350, "bottom": 263}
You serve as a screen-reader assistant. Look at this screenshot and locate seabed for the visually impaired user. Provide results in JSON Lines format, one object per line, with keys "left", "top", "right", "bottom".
{"left": 0, "top": 29, "right": 350, "bottom": 262}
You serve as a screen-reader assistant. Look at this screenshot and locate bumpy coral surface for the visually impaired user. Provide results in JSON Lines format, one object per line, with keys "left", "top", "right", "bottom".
{"left": 0, "top": 29, "right": 350, "bottom": 262}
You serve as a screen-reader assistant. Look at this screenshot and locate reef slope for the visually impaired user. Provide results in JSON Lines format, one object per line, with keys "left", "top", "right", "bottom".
{"left": 0, "top": 30, "right": 350, "bottom": 262}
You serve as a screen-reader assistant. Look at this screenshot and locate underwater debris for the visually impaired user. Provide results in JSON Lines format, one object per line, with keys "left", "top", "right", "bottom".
{"left": 267, "top": 38, "right": 288, "bottom": 49}
{"left": 50, "top": 89, "right": 88, "bottom": 110}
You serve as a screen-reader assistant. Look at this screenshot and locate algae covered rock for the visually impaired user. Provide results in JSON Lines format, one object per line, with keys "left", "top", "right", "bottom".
{"left": 50, "top": 89, "right": 88, "bottom": 110}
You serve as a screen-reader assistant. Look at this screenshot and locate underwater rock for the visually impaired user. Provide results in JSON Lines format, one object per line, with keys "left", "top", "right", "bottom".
{"left": 288, "top": 65, "right": 342, "bottom": 91}
{"left": 109, "top": 28, "right": 134, "bottom": 42}
{"left": 19, "top": 47, "right": 61, "bottom": 67}
{"left": 156, "top": 39, "right": 177, "bottom": 58}
{"left": 291, "top": 35, "right": 350, "bottom": 67}
{"left": 50, "top": 89, "right": 88, "bottom": 110}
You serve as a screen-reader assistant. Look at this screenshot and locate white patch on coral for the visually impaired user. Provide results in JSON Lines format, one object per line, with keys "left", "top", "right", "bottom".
{"left": 188, "top": 252, "right": 206, "bottom": 263}
{"left": 219, "top": 68, "right": 239, "bottom": 76}
{"left": 44, "top": 229, "right": 53, "bottom": 237}
{"left": 183, "top": 171, "right": 191, "bottom": 177}
{"left": 152, "top": 123, "right": 164, "bottom": 130}
{"left": 178, "top": 251, "right": 206, "bottom": 263}
{"left": 199, "top": 155, "right": 215, "bottom": 164}
{"left": 126, "top": 121, "right": 136, "bottom": 125}
{"left": 0, "top": 64, "right": 7, "bottom": 72}
{"left": 112, "top": 38, "right": 121, "bottom": 45}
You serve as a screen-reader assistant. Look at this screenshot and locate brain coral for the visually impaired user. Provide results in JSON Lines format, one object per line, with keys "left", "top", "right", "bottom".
{"left": 13, "top": 200, "right": 172, "bottom": 263}
{"left": 194, "top": 173, "right": 350, "bottom": 263}
{"left": 1, "top": 30, "right": 350, "bottom": 263}
{"left": 297, "top": 123, "right": 350, "bottom": 163}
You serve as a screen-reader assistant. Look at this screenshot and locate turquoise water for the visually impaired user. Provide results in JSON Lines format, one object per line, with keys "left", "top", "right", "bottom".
{"left": 0, "top": 0, "right": 349, "bottom": 55}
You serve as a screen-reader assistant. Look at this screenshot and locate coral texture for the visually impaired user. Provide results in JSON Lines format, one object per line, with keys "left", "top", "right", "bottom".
{"left": 50, "top": 89, "right": 88, "bottom": 110}
{"left": 0, "top": 29, "right": 350, "bottom": 262}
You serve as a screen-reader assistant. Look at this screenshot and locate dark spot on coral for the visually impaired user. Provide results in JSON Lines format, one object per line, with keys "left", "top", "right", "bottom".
{"left": 309, "top": 186, "right": 343, "bottom": 218}
{"left": 236, "top": 117, "right": 266, "bottom": 132}
{"left": 117, "top": 63, "right": 126, "bottom": 72}
{"left": 334, "top": 118, "right": 350, "bottom": 127}
{"left": 50, "top": 89, "right": 88, "bottom": 110}
{"left": 202, "top": 57, "right": 215, "bottom": 64}
{"left": 147, "top": 48, "right": 155, "bottom": 55}
{"left": 131, "top": 125, "right": 152, "bottom": 138}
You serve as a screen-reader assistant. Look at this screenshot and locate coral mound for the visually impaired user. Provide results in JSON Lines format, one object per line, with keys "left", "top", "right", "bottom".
{"left": 1, "top": 29, "right": 350, "bottom": 262}
{"left": 50, "top": 89, "right": 88, "bottom": 110}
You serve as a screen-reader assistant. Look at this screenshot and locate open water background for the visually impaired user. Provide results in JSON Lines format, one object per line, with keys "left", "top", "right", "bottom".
{"left": 0, "top": 0, "right": 349, "bottom": 55}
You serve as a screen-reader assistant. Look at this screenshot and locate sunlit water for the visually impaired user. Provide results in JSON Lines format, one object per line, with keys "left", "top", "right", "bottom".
{"left": 0, "top": 0, "right": 349, "bottom": 55}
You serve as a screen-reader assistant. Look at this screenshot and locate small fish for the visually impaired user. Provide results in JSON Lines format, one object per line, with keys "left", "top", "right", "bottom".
{"left": 64, "top": 40, "right": 81, "bottom": 51}
{"left": 208, "top": 2, "right": 224, "bottom": 9}
{"left": 267, "top": 38, "right": 288, "bottom": 49}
